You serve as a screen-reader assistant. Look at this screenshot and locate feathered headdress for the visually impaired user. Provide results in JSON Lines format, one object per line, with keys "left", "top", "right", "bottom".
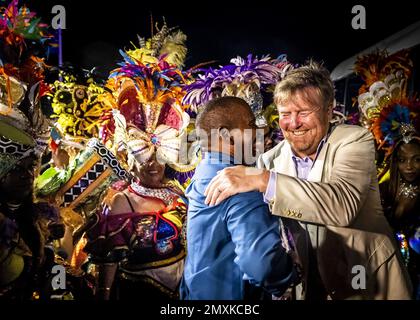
{"left": 0, "top": 0, "right": 52, "bottom": 47}
{"left": 182, "top": 54, "right": 295, "bottom": 126}
{"left": 355, "top": 50, "right": 413, "bottom": 122}
{"left": 125, "top": 20, "right": 187, "bottom": 69}
{"left": 0, "top": 0, "right": 54, "bottom": 85}
{"left": 354, "top": 49, "right": 420, "bottom": 157}
{"left": 0, "top": 1, "right": 53, "bottom": 168}
{"left": 354, "top": 49, "right": 412, "bottom": 94}
{"left": 370, "top": 100, "right": 420, "bottom": 155}
{"left": 101, "top": 25, "right": 198, "bottom": 188}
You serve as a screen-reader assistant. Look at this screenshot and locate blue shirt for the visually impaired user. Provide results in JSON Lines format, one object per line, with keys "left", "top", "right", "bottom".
{"left": 180, "top": 152, "right": 295, "bottom": 300}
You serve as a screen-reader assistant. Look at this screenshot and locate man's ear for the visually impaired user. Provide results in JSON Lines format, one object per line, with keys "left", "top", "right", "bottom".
{"left": 219, "top": 127, "right": 231, "bottom": 141}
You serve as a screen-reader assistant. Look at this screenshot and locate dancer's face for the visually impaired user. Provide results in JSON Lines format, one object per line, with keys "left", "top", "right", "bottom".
{"left": 397, "top": 142, "right": 420, "bottom": 183}
{"left": 137, "top": 153, "right": 166, "bottom": 188}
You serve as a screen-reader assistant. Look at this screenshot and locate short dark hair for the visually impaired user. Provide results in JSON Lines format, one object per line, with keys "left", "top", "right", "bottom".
{"left": 196, "top": 96, "right": 252, "bottom": 134}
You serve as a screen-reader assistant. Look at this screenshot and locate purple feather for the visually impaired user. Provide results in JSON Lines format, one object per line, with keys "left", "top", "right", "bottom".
{"left": 183, "top": 54, "right": 291, "bottom": 110}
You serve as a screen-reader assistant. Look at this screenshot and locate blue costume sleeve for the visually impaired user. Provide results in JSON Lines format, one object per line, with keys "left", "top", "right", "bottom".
{"left": 223, "top": 191, "right": 296, "bottom": 296}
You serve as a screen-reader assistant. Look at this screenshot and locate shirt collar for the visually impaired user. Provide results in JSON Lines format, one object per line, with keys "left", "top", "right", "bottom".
{"left": 291, "top": 132, "right": 329, "bottom": 164}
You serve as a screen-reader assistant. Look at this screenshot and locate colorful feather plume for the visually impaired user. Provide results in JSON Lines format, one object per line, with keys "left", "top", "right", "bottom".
{"left": 354, "top": 49, "right": 413, "bottom": 96}
{"left": 125, "top": 20, "right": 187, "bottom": 68}
{"left": 182, "top": 54, "right": 294, "bottom": 113}
{"left": 354, "top": 49, "right": 419, "bottom": 156}
{"left": 101, "top": 38, "right": 191, "bottom": 165}
{"left": 370, "top": 99, "right": 420, "bottom": 156}
{"left": 1, "top": 0, "right": 55, "bottom": 88}
{"left": 100, "top": 21, "right": 198, "bottom": 187}
{"left": 0, "top": 0, "right": 54, "bottom": 56}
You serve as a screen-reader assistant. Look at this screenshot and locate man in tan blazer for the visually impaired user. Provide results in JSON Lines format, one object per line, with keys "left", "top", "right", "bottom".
{"left": 204, "top": 61, "right": 412, "bottom": 300}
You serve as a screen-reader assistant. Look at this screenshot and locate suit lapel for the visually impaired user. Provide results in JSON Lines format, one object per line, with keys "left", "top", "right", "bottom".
{"left": 307, "top": 143, "right": 329, "bottom": 183}
{"left": 272, "top": 140, "right": 329, "bottom": 181}
{"left": 307, "top": 124, "right": 338, "bottom": 182}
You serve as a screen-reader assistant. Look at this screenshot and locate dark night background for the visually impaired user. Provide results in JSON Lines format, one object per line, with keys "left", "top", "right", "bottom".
{"left": 30, "top": 0, "right": 420, "bottom": 76}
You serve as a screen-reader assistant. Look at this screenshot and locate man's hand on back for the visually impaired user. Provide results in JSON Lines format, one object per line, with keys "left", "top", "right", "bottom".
{"left": 204, "top": 166, "right": 270, "bottom": 206}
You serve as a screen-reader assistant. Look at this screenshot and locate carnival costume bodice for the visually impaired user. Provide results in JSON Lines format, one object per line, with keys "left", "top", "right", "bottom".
{"left": 85, "top": 181, "right": 187, "bottom": 294}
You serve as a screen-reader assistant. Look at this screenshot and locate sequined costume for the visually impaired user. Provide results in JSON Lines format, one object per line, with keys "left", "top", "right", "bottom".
{"left": 355, "top": 50, "right": 420, "bottom": 299}
{"left": 85, "top": 180, "right": 187, "bottom": 297}
{"left": 81, "top": 21, "right": 196, "bottom": 299}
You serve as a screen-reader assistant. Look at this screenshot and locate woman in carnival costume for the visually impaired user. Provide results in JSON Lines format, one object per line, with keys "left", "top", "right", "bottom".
{"left": 354, "top": 49, "right": 420, "bottom": 299}
{"left": 83, "top": 21, "right": 198, "bottom": 300}
{"left": 379, "top": 119, "right": 420, "bottom": 300}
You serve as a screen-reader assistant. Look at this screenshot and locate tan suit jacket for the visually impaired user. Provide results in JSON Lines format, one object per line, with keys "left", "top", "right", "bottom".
{"left": 257, "top": 124, "right": 412, "bottom": 300}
